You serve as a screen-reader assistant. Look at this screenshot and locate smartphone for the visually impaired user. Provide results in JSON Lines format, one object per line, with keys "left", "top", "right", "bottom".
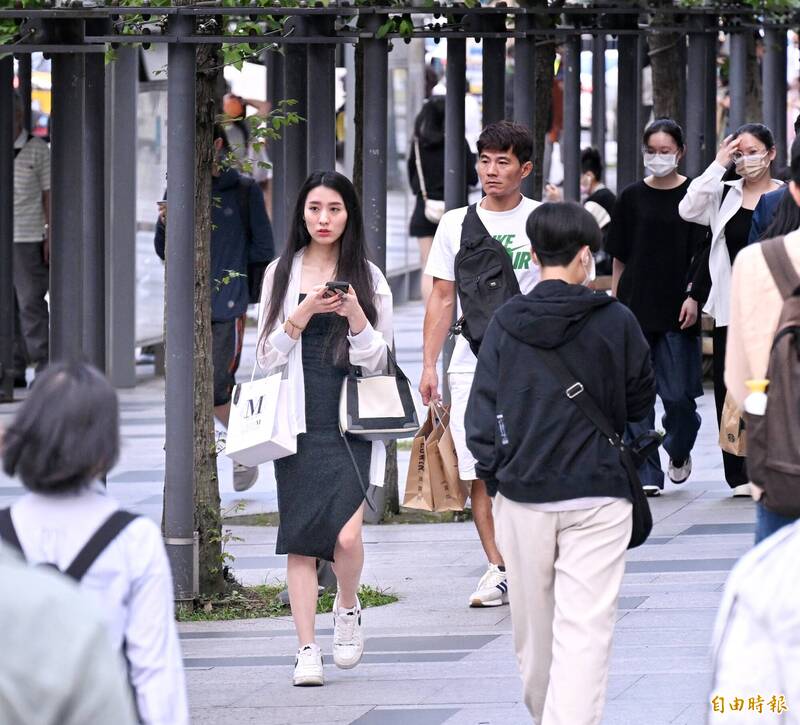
{"left": 324, "top": 281, "right": 349, "bottom": 297}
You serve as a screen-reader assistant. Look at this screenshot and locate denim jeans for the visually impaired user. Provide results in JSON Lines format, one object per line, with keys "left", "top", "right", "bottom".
{"left": 626, "top": 332, "right": 703, "bottom": 489}
{"left": 754, "top": 502, "right": 798, "bottom": 545}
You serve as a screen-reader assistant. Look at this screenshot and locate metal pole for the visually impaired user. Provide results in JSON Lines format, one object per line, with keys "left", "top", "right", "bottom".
{"left": 362, "top": 15, "right": 388, "bottom": 271}
{"left": 763, "top": 28, "right": 787, "bottom": 167}
{"left": 50, "top": 52, "right": 85, "bottom": 363}
{"left": 106, "top": 47, "right": 137, "bottom": 387}
{"left": 306, "top": 18, "right": 336, "bottom": 173}
{"left": 0, "top": 57, "right": 14, "bottom": 401}
{"left": 482, "top": 27, "right": 506, "bottom": 127}
{"left": 344, "top": 43, "right": 356, "bottom": 179}
{"left": 616, "top": 29, "right": 639, "bottom": 192}
{"left": 591, "top": 34, "right": 606, "bottom": 159}
{"left": 267, "top": 50, "right": 285, "bottom": 250}
{"left": 445, "top": 38, "right": 467, "bottom": 210}
{"left": 17, "top": 54, "right": 32, "bottom": 133}
{"left": 283, "top": 17, "right": 308, "bottom": 212}
{"left": 513, "top": 13, "right": 535, "bottom": 198}
{"left": 562, "top": 33, "right": 581, "bottom": 201}
{"left": 704, "top": 21, "right": 717, "bottom": 168}
{"left": 728, "top": 31, "right": 747, "bottom": 133}
{"left": 685, "top": 17, "right": 706, "bottom": 179}
{"left": 165, "top": 11, "right": 197, "bottom": 602}
{"left": 83, "top": 53, "right": 106, "bottom": 371}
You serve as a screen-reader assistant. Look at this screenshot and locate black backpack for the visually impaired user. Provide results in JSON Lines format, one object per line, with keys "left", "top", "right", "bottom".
{"left": 451, "top": 204, "right": 521, "bottom": 356}
{"left": 0, "top": 508, "right": 139, "bottom": 582}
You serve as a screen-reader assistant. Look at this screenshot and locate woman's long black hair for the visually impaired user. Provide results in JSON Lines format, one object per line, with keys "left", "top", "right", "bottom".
{"left": 414, "top": 96, "right": 446, "bottom": 148}
{"left": 261, "top": 170, "right": 379, "bottom": 367}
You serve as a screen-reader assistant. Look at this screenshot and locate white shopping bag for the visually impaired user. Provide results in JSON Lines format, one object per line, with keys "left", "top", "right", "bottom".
{"left": 225, "top": 367, "right": 297, "bottom": 466}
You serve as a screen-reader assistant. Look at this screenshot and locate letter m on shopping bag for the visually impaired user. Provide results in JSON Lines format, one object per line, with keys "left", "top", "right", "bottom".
{"left": 225, "top": 373, "right": 283, "bottom": 466}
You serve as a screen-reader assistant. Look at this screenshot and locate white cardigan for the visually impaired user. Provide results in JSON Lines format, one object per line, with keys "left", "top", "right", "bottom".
{"left": 678, "top": 161, "right": 782, "bottom": 327}
{"left": 256, "top": 249, "right": 393, "bottom": 486}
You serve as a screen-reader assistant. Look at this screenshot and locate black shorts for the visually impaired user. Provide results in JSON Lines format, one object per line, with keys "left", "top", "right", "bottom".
{"left": 212, "top": 316, "right": 246, "bottom": 407}
{"left": 408, "top": 194, "right": 440, "bottom": 238}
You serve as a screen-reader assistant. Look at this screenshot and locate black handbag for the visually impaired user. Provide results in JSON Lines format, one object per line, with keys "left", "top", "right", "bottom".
{"left": 533, "top": 347, "right": 657, "bottom": 549}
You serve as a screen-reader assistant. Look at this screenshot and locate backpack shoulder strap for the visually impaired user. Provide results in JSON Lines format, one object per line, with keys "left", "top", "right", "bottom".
{"left": 762, "top": 236, "right": 800, "bottom": 300}
{"left": 237, "top": 177, "right": 253, "bottom": 245}
{"left": 460, "top": 203, "right": 492, "bottom": 243}
{"left": 0, "top": 508, "right": 23, "bottom": 555}
{"left": 64, "top": 510, "right": 139, "bottom": 582}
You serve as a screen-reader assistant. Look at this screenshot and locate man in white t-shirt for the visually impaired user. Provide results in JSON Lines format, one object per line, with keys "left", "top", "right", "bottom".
{"left": 420, "top": 121, "right": 540, "bottom": 608}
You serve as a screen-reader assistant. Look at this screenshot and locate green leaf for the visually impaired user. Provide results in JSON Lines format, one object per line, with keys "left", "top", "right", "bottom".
{"left": 376, "top": 18, "right": 395, "bottom": 40}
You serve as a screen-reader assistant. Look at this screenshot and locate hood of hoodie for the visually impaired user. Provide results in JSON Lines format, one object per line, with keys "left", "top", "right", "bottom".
{"left": 213, "top": 167, "right": 241, "bottom": 192}
{"left": 495, "top": 279, "right": 615, "bottom": 349}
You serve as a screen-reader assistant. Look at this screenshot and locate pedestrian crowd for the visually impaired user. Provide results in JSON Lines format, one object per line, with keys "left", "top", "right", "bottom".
{"left": 2, "top": 86, "right": 800, "bottom": 725}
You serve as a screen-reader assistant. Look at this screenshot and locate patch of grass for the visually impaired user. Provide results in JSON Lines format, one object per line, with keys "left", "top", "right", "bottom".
{"left": 224, "top": 509, "right": 474, "bottom": 527}
{"left": 396, "top": 439, "right": 414, "bottom": 451}
{"left": 176, "top": 583, "right": 397, "bottom": 622}
{"left": 223, "top": 512, "right": 280, "bottom": 526}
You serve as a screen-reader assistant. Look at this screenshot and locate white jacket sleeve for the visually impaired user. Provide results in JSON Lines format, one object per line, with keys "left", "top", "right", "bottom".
{"left": 256, "top": 262, "right": 299, "bottom": 372}
{"left": 124, "top": 520, "right": 190, "bottom": 725}
{"left": 347, "top": 267, "right": 393, "bottom": 374}
{"left": 678, "top": 160, "right": 727, "bottom": 226}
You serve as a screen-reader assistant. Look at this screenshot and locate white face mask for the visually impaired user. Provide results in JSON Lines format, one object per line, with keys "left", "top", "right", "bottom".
{"left": 734, "top": 152, "right": 770, "bottom": 180}
{"left": 582, "top": 253, "right": 596, "bottom": 287}
{"left": 643, "top": 152, "right": 678, "bottom": 178}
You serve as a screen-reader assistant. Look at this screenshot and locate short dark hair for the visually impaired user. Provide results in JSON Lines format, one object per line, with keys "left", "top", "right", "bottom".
{"left": 1, "top": 363, "right": 120, "bottom": 493}
{"left": 526, "top": 202, "right": 601, "bottom": 267}
{"left": 213, "top": 123, "right": 231, "bottom": 151}
{"left": 643, "top": 118, "right": 685, "bottom": 149}
{"left": 477, "top": 121, "right": 533, "bottom": 164}
{"left": 581, "top": 147, "right": 603, "bottom": 180}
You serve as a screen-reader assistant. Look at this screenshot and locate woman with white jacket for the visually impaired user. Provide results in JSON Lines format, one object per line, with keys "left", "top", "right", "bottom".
{"left": 679, "top": 124, "right": 782, "bottom": 496}
{"left": 257, "top": 171, "right": 392, "bottom": 687}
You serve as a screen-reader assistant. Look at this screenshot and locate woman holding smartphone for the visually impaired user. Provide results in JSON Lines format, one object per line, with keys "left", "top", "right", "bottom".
{"left": 257, "top": 171, "right": 392, "bottom": 687}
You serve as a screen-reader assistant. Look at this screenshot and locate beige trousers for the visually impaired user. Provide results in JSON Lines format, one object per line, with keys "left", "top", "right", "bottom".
{"left": 494, "top": 494, "right": 632, "bottom": 725}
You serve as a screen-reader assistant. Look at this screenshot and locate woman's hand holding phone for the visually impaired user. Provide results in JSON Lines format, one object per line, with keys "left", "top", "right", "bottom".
{"left": 334, "top": 285, "right": 368, "bottom": 335}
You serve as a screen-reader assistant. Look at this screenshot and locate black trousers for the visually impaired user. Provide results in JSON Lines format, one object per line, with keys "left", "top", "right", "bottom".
{"left": 712, "top": 325, "right": 748, "bottom": 488}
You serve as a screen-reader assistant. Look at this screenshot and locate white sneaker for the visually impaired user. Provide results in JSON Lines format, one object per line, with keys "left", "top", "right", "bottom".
{"left": 232, "top": 462, "right": 259, "bottom": 492}
{"left": 332, "top": 592, "right": 364, "bottom": 669}
{"left": 469, "top": 564, "right": 508, "bottom": 608}
{"left": 643, "top": 484, "right": 661, "bottom": 497}
{"left": 668, "top": 455, "right": 692, "bottom": 484}
{"left": 293, "top": 643, "right": 324, "bottom": 686}
{"left": 732, "top": 483, "right": 752, "bottom": 498}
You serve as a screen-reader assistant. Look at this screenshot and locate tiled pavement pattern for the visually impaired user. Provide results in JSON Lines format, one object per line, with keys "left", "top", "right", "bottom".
{"left": 0, "top": 301, "right": 756, "bottom": 725}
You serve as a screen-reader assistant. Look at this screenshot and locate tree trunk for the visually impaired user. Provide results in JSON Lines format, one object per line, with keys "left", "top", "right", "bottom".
{"left": 649, "top": 28, "right": 685, "bottom": 128}
{"left": 531, "top": 1, "right": 555, "bottom": 201}
{"left": 194, "top": 41, "right": 225, "bottom": 596}
{"left": 745, "top": 31, "right": 762, "bottom": 124}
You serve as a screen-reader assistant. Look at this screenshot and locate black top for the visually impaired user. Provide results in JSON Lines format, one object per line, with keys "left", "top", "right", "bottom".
{"left": 466, "top": 281, "right": 656, "bottom": 504}
{"left": 606, "top": 179, "right": 707, "bottom": 334}
{"left": 724, "top": 206, "right": 754, "bottom": 264}
{"left": 407, "top": 140, "right": 478, "bottom": 200}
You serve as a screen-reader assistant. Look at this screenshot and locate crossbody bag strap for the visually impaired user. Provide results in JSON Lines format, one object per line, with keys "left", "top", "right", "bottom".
{"left": 533, "top": 347, "right": 620, "bottom": 446}
{"left": 413, "top": 137, "right": 429, "bottom": 201}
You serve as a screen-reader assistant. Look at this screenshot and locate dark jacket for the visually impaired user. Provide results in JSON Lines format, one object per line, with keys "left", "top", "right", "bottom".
{"left": 748, "top": 186, "right": 788, "bottom": 245}
{"left": 154, "top": 168, "right": 274, "bottom": 321}
{"left": 466, "top": 280, "right": 656, "bottom": 503}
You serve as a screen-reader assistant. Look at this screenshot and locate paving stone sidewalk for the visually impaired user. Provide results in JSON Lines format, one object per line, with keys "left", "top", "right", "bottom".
{"left": 0, "top": 301, "right": 756, "bottom": 725}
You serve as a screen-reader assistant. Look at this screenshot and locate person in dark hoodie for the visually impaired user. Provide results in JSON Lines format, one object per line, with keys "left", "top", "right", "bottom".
{"left": 466, "top": 202, "right": 655, "bottom": 724}
{"left": 154, "top": 124, "right": 274, "bottom": 491}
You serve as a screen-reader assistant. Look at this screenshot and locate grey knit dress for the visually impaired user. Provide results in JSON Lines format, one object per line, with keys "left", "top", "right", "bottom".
{"left": 273, "top": 296, "right": 371, "bottom": 562}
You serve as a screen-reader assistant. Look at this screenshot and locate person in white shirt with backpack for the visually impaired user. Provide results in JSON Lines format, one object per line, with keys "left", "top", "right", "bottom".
{"left": 0, "top": 362, "right": 189, "bottom": 725}
{"left": 419, "top": 120, "right": 541, "bottom": 608}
